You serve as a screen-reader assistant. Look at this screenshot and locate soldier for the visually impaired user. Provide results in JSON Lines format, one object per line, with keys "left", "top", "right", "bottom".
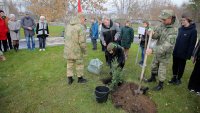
{"left": 146, "top": 9, "right": 178, "bottom": 91}
{"left": 64, "top": 13, "right": 87, "bottom": 85}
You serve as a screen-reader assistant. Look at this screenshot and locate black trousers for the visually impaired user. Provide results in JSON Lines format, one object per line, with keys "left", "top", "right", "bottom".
{"left": 188, "top": 58, "right": 200, "bottom": 92}
{"left": 7, "top": 33, "right": 13, "bottom": 49}
{"left": 38, "top": 37, "right": 46, "bottom": 49}
{"left": 91, "top": 39, "right": 97, "bottom": 50}
{"left": 0, "top": 40, "right": 8, "bottom": 52}
{"left": 100, "top": 40, "right": 105, "bottom": 52}
{"left": 172, "top": 56, "right": 187, "bottom": 80}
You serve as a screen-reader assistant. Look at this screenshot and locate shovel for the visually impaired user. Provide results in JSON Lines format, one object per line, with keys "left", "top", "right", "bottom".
{"left": 134, "top": 31, "right": 153, "bottom": 94}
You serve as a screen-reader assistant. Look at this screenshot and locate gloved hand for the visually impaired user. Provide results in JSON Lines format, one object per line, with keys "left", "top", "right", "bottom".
{"left": 14, "top": 30, "right": 19, "bottom": 34}
{"left": 81, "top": 48, "right": 86, "bottom": 55}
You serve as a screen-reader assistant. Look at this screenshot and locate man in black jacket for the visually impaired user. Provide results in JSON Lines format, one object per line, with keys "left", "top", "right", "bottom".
{"left": 100, "top": 16, "right": 121, "bottom": 64}
{"left": 101, "top": 42, "right": 125, "bottom": 84}
{"left": 169, "top": 12, "right": 197, "bottom": 85}
{"left": 107, "top": 42, "right": 125, "bottom": 69}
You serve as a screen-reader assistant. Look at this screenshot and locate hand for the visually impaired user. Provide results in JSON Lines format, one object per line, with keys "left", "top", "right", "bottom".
{"left": 81, "top": 48, "right": 86, "bottom": 55}
{"left": 103, "top": 42, "right": 106, "bottom": 46}
{"left": 146, "top": 49, "right": 153, "bottom": 55}
{"left": 14, "top": 30, "right": 19, "bottom": 33}
{"left": 28, "top": 27, "right": 32, "bottom": 30}
{"left": 114, "top": 37, "right": 117, "bottom": 41}
{"left": 191, "top": 56, "right": 196, "bottom": 64}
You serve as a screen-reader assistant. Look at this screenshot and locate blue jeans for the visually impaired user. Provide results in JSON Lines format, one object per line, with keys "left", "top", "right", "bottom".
{"left": 140, "top": 46, "right": 145, "bottom": 64}
{"left": 26, "top": 36, "right": 35, "bottom": 50}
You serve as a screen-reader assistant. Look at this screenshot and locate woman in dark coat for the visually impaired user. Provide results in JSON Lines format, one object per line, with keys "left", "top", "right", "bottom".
{"left": 169, "top": 13, "right": 197, "bottom": 85}
{"left": 188, "top": 40, "right": 200, "bottom": 95}
{"left": 121, "top": 21, "right": 134, "bottom": 60}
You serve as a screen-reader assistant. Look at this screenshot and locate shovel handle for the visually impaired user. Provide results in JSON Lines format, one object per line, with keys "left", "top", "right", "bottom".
{"left": 137, "top": 31, "right": 153, "bottom": 91}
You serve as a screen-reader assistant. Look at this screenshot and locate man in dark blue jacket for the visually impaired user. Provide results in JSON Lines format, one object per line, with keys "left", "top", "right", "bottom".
{"left": 169, "top": 12, "right": 197, "bottom": 85}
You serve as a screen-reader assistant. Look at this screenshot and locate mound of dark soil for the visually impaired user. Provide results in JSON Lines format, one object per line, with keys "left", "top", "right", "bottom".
{"left": 111, "top": 83, "right": 157, "bottom": 113}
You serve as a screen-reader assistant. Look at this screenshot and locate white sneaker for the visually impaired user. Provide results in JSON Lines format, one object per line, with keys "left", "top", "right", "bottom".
{"left": 39, "top": 49, "right": 42, "bottom": 51}
{"left": 43, "top": 49, "right": 45, "bottom": 51}
{"left": 197, "top": 92, "right": 200, "bottom": 96}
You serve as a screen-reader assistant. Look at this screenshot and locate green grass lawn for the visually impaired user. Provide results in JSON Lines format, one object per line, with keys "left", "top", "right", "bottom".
{"left": 20, "top": 26, "right": 65, "bottom": 38}
{"left": 0, "top": 44, "right": 200, "bottom": 113}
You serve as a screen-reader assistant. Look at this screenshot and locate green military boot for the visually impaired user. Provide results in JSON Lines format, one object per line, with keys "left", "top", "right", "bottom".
{"left": 153, "top": 81, "right": 163, "bottom": 91}
{"left": 78, "top": 77, "right": 87, "bottom": 83}
{"left": 68, "top": 77, "right": 74, "bottom": 85}
{"left": 168, "top": 75, "right": 177, "bottom": 84}
{"left": 145, "top": 73, "right": 157, "bottom": 83}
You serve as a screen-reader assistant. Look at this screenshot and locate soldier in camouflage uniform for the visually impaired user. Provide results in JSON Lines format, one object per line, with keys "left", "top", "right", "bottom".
{"left": 146, "top": 10, "right": 178, "bottom": 91}
{"left": 64, "top": 13, "right": 87, "bottom": 85}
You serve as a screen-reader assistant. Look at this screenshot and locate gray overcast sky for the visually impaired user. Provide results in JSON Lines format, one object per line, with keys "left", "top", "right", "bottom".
{"left": 105, "top": 0, "right": 189, "bottom": 13}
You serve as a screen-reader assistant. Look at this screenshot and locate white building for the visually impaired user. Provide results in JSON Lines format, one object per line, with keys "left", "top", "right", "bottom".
{"left": 0, "top": 0, "right": 9, "bottom": 15}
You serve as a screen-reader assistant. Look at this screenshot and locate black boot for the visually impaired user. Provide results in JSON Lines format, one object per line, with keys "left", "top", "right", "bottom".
{"left": 68, "top": 77, "right": 74, "bottom": 85}
{"left": 168, "top": 75, "right": 177, "bottom": 84}
{"left": 145, "top": 73, "right": 156, "bottom": 83}
{"left": 153, "top": 81, "right": 163, "bottom": 91}
{"left": 78, "top": 77, "right": 87, "bottom": 83}
{"left": 174, "top": 79, "right": 182, "bottom": 85}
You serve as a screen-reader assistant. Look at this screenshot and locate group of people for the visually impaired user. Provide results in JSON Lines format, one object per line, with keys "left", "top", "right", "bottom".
{"left": 0, "top": 10, "right": 49, "bottom": 57}
{"left": 64, "top": 9, "right": 200, "bottom": 96}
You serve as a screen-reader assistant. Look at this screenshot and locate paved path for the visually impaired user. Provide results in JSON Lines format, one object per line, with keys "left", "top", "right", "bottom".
{"left": 19, "top": 36, "right": 140, "bottom": 49}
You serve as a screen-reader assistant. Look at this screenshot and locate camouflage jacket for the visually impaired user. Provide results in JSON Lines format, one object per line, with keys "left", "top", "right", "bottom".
{"left": 152, "top": 22, "right": 178, "bottom": 62}
{"left": 64, "top": 16, "right": 86, "bottom": 60}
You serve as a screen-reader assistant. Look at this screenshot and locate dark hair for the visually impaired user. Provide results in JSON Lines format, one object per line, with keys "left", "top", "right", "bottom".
{"left": 143, "top": 20, "right": 149, "bottom": 26}
{"left": 0, "top": 10, "right": 4, "bottom": 13}
{"left": 182, "top": 13, "right": 192, "bottom": 23}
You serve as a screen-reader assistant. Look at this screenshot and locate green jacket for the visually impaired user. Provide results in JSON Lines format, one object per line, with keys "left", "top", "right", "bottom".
{"left": 152, "top": 22, "right": 178, "bottom": 62}
{"left": 121, "top": 26, "right": 134, "bottom": 48}
{"left": 64, "top": 16, "right": 86, "bottom": 60}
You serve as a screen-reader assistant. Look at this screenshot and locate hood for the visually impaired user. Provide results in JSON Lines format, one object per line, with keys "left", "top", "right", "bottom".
{"left": 182, "top": 23, "right": 196, "bottom": 30}
{"left": 69, "top": 16, "right": 81, "bottom": 25}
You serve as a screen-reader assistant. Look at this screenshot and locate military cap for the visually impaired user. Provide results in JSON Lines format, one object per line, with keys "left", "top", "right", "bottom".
{"left": 107, "top": 42, "right": 116, "bottom": 51}
{"left": 159, "top": 9, "right": 175, "bottom": 20}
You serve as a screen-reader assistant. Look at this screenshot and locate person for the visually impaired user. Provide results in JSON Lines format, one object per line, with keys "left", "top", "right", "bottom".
{"left": 90, "top": 18, "right": 98, "bottom": 50}
{"left": 188, "top": 40, "right": 200, "bottom": 96}
{"left": 0, "top": 50, "right": 6, "bottom": 61}
{"left": 8, "top": 14, "right": 21, "bottom": 52}
{"left": 100, "top": 16, "right": 120, "bottom": 64}
{"left": 0, "top": 10, "right": 9, "bottom": 52}
{"left": 0, "top": 10, "right": 13, "bottom": 50}
{"left": 115, "top": 22, "right": 122, "bottom": 45}
{"left": 138, "top": 21, "right": 150, "bottom": 66}
{"left": 121, "top": 20, "right": 134, "bottom": 60}
{"left": 107, "top": 42, "right": 125, "bottom": 69}
{"left": 169, "top": 13, "right": 197, "bottom": 85}
{"left": 145, "top": 9, "right": 178, "bottom": 91}
{"left": 101, "top": 42, "right": 125, "bottom": 84}
{"left": 98, "top": 18, "right": 105, "bottom": 52}
{"left": 21, "top": 12, "right": 36, "bottom": 50}
{"left": 64, "top": 13, "right": 87, "bottom": 85}
{"left": 36, "top": 16, "right": 49, "bottom": 51}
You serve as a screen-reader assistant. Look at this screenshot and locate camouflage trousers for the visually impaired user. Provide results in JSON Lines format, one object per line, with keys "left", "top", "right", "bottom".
{"left": 151, "top": 57, "right": 168, "bottom": 82}
{"left": 67, "top": 59, "right": 84, "bottom": 77}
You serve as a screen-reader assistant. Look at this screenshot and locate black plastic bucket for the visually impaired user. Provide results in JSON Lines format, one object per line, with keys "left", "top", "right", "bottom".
{"left": 95, "top": 86, "right": 109, "bottom": 103}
